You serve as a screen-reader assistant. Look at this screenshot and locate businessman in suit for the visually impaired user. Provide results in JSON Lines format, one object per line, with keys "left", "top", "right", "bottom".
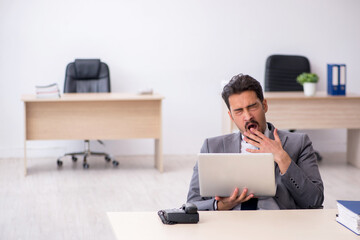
{"left": 187, "top": 74, "right": 324, "bottom": 210}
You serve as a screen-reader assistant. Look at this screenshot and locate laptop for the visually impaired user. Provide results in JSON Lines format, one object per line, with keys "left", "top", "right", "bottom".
{"left": 198, "top": 153, "right": 276, "bottom": 197}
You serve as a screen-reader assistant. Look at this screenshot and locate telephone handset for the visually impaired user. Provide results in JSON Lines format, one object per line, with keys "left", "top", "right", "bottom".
{"left": 158, "top": 203, "right": 199, "bottom": 224}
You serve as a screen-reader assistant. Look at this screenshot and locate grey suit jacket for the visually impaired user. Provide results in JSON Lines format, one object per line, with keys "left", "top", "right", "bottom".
{"left": 187, "top": 122, "right": 324, "bottom": 210}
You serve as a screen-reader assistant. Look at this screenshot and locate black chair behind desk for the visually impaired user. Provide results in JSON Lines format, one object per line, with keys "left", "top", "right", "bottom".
{"left": 264, "top": 54, "right": 322, "bottom": 161}
{"left": 265, "top": 54, "right": 309, "bottom": 91}
{"left": 57, "top": 59, "right": 119, "bottom": 169}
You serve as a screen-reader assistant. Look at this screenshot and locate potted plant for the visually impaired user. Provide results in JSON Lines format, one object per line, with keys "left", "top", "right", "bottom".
{"left": 296, "top": 73, "right": 319, "bottom": 96}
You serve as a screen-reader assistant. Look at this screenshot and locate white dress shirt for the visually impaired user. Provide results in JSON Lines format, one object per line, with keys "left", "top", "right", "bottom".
{"left": 237, "top": 125, "right": 280, "bottom": 210}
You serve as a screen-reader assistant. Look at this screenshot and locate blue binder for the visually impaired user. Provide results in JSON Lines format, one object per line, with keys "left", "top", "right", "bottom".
{"left": 338, "top": 64, "right": 346, "bottom": 95}
{"left": 327, "top": 64, "right": 346, "bottom": 95}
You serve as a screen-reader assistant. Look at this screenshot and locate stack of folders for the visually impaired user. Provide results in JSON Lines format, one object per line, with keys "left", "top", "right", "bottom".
{"left": 35, "top": 83, "right": 60, "bottom": 99}
{"left": 336, "top": 200, "right": 360, "bottom": 235}
{"left": 327, "top": 64, "right": 346, "bottom": 95}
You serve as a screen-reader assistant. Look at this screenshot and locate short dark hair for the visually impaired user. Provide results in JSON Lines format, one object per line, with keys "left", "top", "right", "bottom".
{"left": 222, "top": 74, "right": 264, "bottom": 110}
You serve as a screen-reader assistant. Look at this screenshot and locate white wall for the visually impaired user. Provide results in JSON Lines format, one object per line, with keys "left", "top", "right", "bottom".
{"left": 1, "top": 0, "right": 359, "bottom": 158}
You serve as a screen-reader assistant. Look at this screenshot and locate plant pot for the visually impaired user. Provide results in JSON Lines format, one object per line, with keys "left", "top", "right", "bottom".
{"left": 303, "top": 82, "right": 316, "bottom": 97}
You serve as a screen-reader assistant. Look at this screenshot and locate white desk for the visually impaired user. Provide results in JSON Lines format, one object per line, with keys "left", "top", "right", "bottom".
{"left": 22, "top": 93, "right": 164, "bottom": 175}
{"left": 107, "top": 209, "right": 357, "bottom": 240}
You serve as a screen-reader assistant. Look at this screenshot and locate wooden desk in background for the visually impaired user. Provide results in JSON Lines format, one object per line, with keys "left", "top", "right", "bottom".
{"left": 222, "top": 92, "right": 360, "bottom": 168}
{"left": 22, "top": 93, "right": 164, "bottom": 175}
{"left": 107, "top": 209, "right": 357, "bottom": 240}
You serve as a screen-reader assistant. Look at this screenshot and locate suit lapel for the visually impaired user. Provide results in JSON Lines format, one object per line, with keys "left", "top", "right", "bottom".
{"left": 224, "top": 132, "right": 241, "bottom": 153}
{"left": 268, "top": 122, "right": 288, "bottom": 148}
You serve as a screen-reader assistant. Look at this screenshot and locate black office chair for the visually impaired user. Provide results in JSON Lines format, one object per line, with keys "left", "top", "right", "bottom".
{"left": 264, "top": 54, "right": 322, "bottom": 161}
{"left": 57, "top": 59, "right": 119, "bottom": 169}
{"left": 265, "top": 54, "right": 309, "bottom": 91}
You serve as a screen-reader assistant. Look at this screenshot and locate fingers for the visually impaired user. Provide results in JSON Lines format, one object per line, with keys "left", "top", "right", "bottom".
{"left": 243, "top": 193, "right": 254, "bottom": 202}
{"left": 215, "top": 188, "right": 254, "bottom": 210}
{"left": 245, "top": 148, "right": 261, "bottom": 153}
{"left": 250, "top": 127, "right": 265, "bottom": 136}
{"left": 243, "top": 128, "right": 268, "bottom": 146}
{"left": 244, "top": 130, "right": 263, "bottom": 143}
{"left": 238, "top": 188, "right": 248, "bottom": 200}
{"left": 238, "top": 188, "right": 255, "bottom": 204}
{"left": 243, "top": 136, "right": 260, "bottom": 147}
{"left": 243, "top": 136, "right": 264, "bottom": 153}
{"left": 274, "top": 128, "right": 281, "bottom": 142}
{"left": 229, "top": 187, "right": 240, "bottom": 201}
{"left": 249, "top": 128, "right": 265, "bottom": 139}
{"left": 215, "top": 187, "right": 239, "bottom": 202}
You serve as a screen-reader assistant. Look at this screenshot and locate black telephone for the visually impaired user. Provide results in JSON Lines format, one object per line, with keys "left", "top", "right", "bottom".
{"left": 158, "top": 203, "right": 199, "bottom": 224}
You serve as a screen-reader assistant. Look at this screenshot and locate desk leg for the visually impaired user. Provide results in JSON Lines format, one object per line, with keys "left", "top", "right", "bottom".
{"left": 347, "top": 129, "right": 360, "bottom": 168}
{"left": 23, "top": 102, "right": 28, "bottom": 176}
{"left": 155, "top": 139, "right": 163, "bottom": 172}
{"left": 24, "top": 140, "right": 27, "bottom": 176}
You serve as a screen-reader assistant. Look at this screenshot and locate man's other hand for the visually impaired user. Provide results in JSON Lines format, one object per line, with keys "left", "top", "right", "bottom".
{"left": 215, "top": 187, "right": 255, "bottom": 210}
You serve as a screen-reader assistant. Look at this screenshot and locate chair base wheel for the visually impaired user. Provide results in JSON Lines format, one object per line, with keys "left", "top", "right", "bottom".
{"left": 315, "top": 152, "right": 322, "bottom": 162}
{"left": 57, "top": 159, "right": 63, "bottom": 167}
{"left": 58, "top": 153, "right": 117, "bottom": 169}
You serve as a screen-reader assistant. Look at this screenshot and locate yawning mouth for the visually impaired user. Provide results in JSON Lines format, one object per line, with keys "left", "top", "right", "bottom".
{"left": 245, "top": 121, "right": 259, "bottom": 132}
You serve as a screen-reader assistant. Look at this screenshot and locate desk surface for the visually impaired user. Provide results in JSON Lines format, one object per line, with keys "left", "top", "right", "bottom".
{"left": 22, "top": 92, "right": 164, "bottom": 102}
{"left": 107, "top": 209, "right": 357, "bottom": 240}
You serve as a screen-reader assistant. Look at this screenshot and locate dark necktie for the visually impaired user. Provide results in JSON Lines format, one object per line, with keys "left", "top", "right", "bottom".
{"left": 241, "top": 198, "right": 258, "bottom": 210}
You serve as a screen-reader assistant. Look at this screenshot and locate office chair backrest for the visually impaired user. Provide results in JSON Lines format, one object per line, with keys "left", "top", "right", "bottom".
{"left": 264, "top": 55, "right": 310, "bottom": 92}
{"left": 64, "top": 59, "right": 111, "bottom": 93}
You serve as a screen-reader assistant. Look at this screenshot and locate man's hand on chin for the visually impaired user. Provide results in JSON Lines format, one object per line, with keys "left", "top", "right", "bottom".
{"left": 243, "top": 128, "right": 291, "bottom": 174}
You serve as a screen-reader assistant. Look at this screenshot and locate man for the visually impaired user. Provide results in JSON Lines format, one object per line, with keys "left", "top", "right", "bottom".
{"left": 187, "top": 74, "right": 324, "bottom": 210}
